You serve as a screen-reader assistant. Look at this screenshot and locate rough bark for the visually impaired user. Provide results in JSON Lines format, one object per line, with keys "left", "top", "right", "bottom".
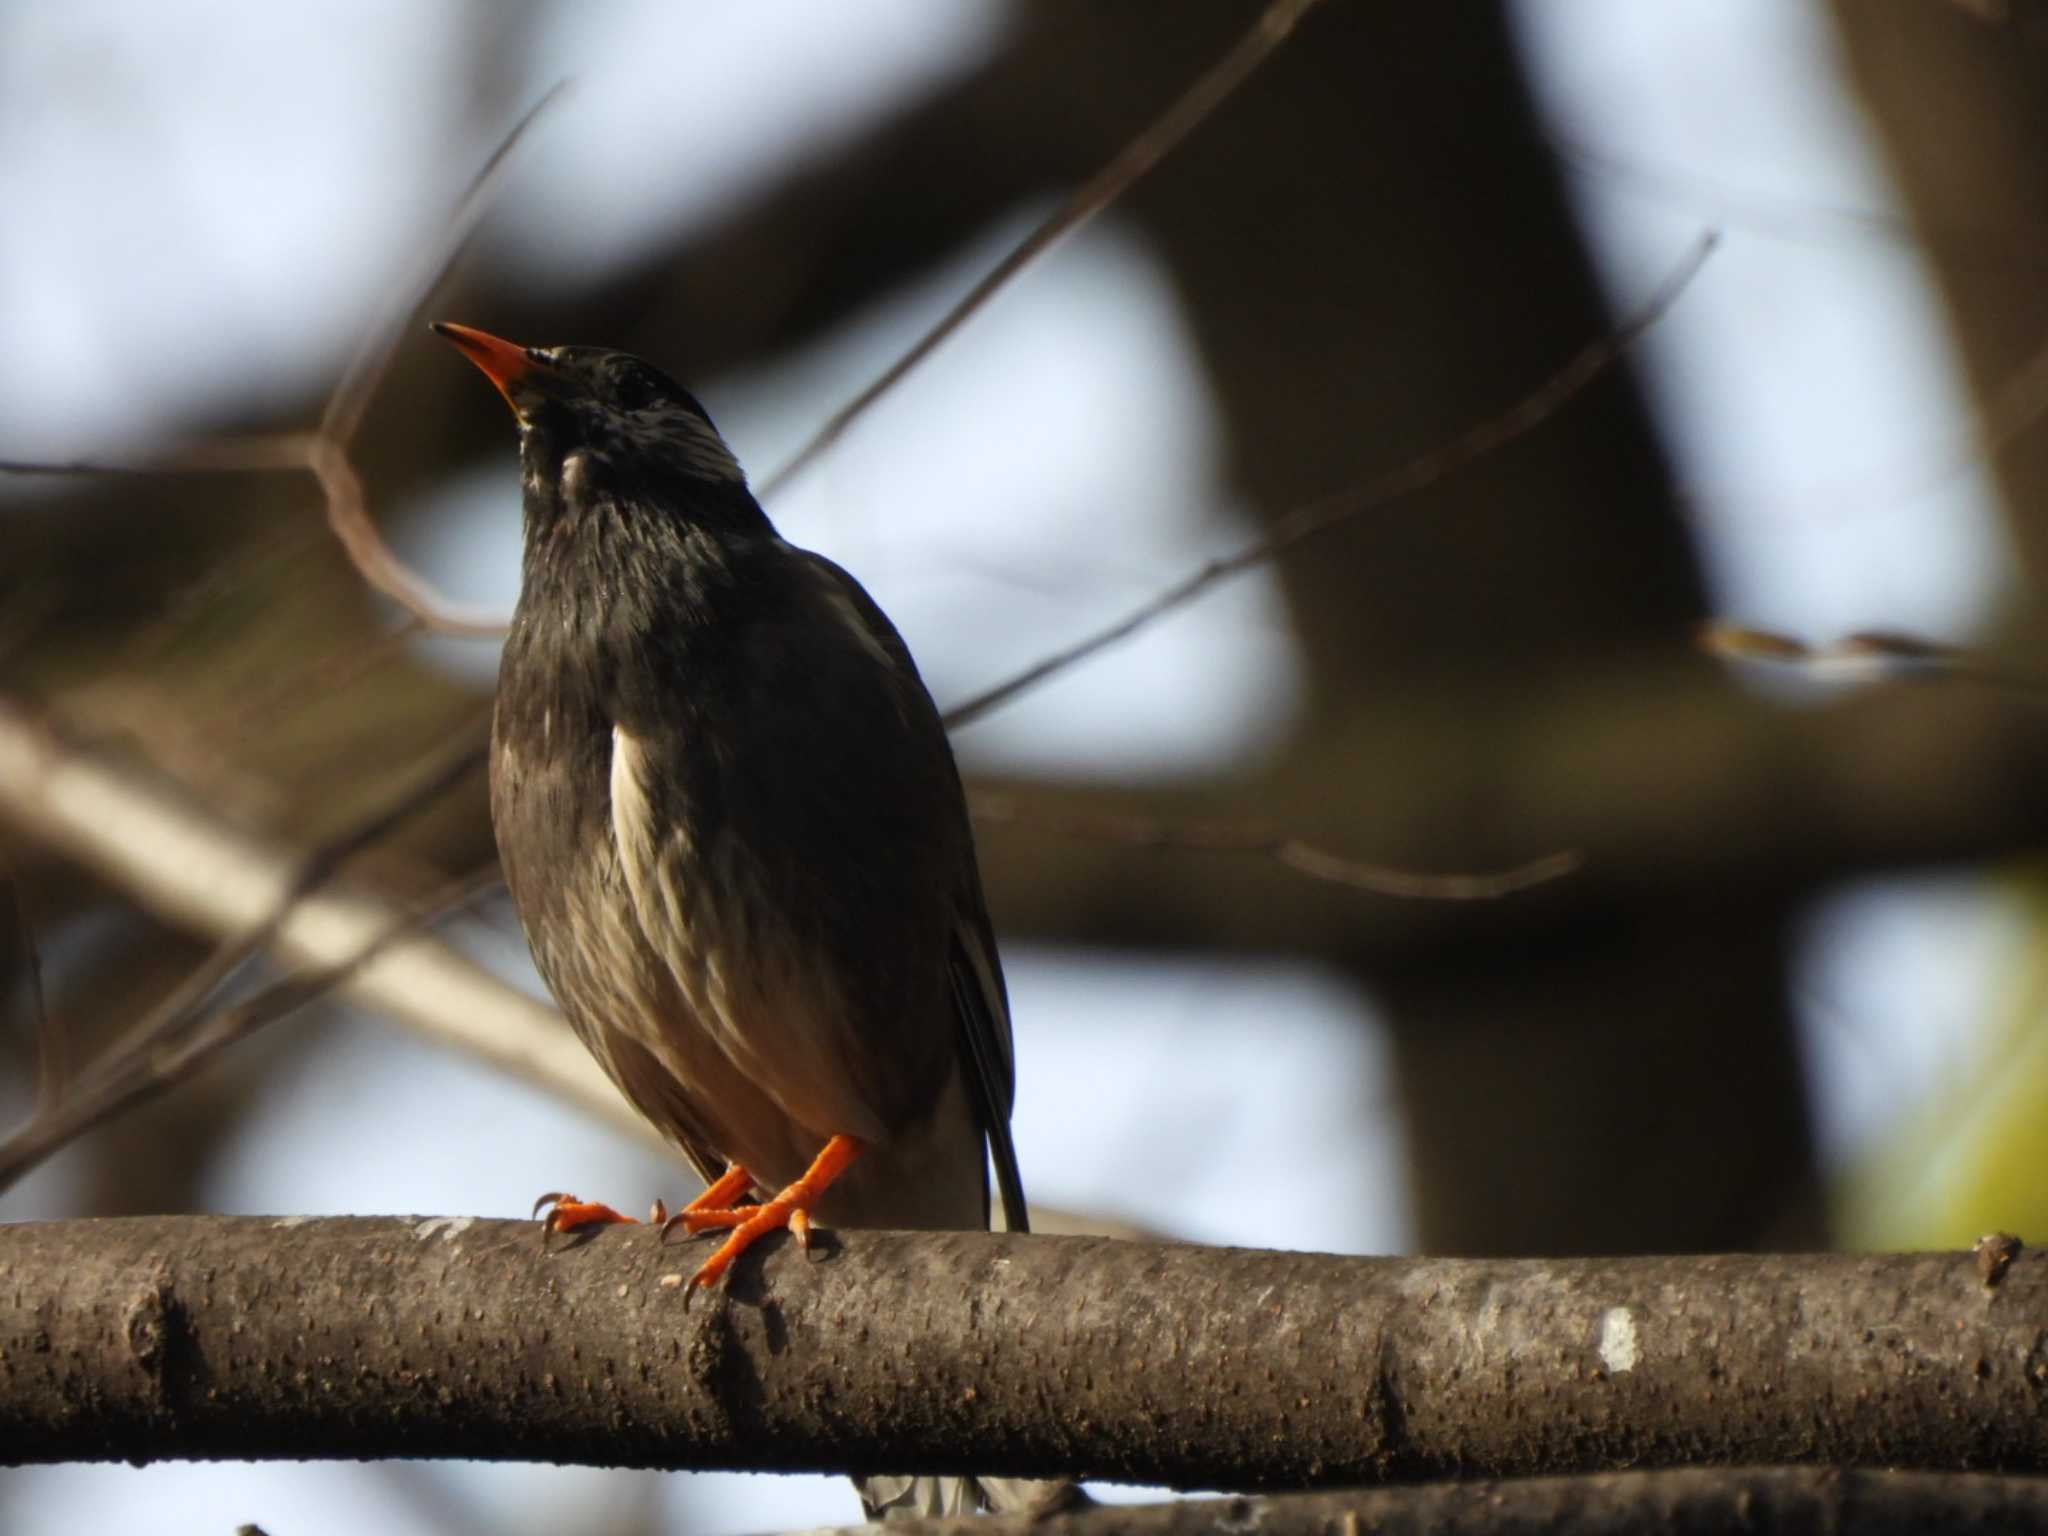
{"left": 4, "top": 1218, "right": 2045, "bottom": 1486}
{"left": 827, "top": 1469, "right": 2048, "bottom": 1536}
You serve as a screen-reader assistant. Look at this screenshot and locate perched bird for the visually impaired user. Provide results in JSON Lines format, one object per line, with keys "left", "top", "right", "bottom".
{"left": 436, "top": 323, "right": 1065, "bottom": 1519}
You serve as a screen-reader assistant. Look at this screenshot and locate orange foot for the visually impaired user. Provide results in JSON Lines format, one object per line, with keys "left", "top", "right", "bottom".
{"left": 534, "top": 1164, "right": 759, "bottom": 1247}
{"left": 667, "top": 1134, "right": 863, "bottom": 1290}
{"left": 532, "top": 1192, "right": 646, "bottom": 1246}
{"left": 679, "top": 1162, "right": 756, "bottom": 1216}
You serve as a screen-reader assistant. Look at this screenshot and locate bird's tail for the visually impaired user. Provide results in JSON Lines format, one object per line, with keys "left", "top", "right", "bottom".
{"left": 855, "top": 1474, "right": 1087, "bottom": 1522}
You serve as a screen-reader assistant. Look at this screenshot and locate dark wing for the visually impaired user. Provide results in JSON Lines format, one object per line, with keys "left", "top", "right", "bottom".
{"left": 952, "top": 911, "right": 1030, "bottom": 1234}
{"left": 795, "top": 548, "right": 1030, "bottom": 1234}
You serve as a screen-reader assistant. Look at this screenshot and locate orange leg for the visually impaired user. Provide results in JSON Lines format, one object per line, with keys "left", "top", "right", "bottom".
{"left": 685, "top": 1163, "right": 756, "bottom": 1214}
{"left": 656, "top": 1163, "right": 758, "bottom": 1242}
{"left": 681, "top": 1134, "right": 863, "bottom": 1289}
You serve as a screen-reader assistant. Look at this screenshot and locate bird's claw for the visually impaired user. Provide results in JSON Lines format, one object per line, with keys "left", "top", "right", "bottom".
{"left": 531, "top": 1192, "right": 638, "bottom": 1249}
{"left": 657, "top": 1206, "right": 695, "bottom": 1246}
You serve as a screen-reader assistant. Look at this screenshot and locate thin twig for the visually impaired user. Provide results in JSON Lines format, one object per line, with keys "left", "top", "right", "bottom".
{"left": 0, "top": 87, "right": 566, "bottom": 637}
{"left": 0, "top": 433, "right": 308, "bottom": 479}
{"left": 0, "top": 705, "right": 492, "bottom": 1193}
{"left": 1697, "top": 621, "right": 2048, "bottom": 692}
{"left": 1553, "top": 132, "right": 2048, "bottom": 271}
{"left": 968, "top": 791, "right": 1581, "bottom": 900}
{"left": 758, "top": 0, "right": 1327, "bottom": 499}
{"left": 0, "top": 695, "right": 629, "bottom": 1158}
{"left": 0, "top": 861, "right": 503, "bottom": 1195}
{"left": 301, "top": 435, "right": 506, "bottom": 635}
{"left": 322, "top": 83, "right": 569, "bottom": 448}
{"left": 942, "top": 232, "right": 1721, "bottom": 730}
{"left": 291, "top": 83, "right": 568, "bottom": 634}
{"left": 4, "top": 437, "right": 495, "bottom": 636}
{"left": 23, "top": 709, "right": 491, "bottom": 1133}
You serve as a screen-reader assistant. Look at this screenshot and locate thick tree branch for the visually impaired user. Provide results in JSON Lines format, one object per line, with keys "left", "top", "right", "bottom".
{"left": 4, "top": 1218, "right": 2044, "bottom": 1486}
{"left": 976, "top": 669, "right": 2048, "bottom": 965}
{"left": 827, "top": 1470, "right": 2048, "bottom": 1536}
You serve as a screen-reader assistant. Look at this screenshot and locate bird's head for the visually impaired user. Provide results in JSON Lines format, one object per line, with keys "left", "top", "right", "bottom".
{"left": 432, "top": 322, "right": 746, "bottom": 491}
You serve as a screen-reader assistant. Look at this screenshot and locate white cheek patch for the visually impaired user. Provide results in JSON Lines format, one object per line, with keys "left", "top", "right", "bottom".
{"left": 561, "top": 450, "right": 591, "bottom": 502}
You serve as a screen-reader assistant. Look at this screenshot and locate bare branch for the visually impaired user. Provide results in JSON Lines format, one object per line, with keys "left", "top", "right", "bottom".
{"left": 942, "top": 233, "right": 1721, "bottom": 730}
{"left": 967, "top": 791, "right": 1581, "bottom": 900}
{"left": 0, "top": 424, "right": 502, "bottom": 650}
{"left": 1551, "top": 130, "right": 2048, "bottom": 269}
{"left": 2, "top": 1220, "right": 2042, "bottom": 1485}
{"left": 37, "top": 707, "right": 489, "bottom": 1099}
{"left": 825, "top": 1471, "right": 2048, "bottom": 1536}
{"left": 760, "top": 0, "right": 1329, "bottom": 499}
{"left": 0, "top": 711, "right": 498, "bottom": 1191}
{"left": 0, "top": 433, "right": 311, "bottom": 482}
{"left": 299, "top": 434, "right": 505, "bottom": 635}
{"left": 1697, "top": 621, "right": 2048, "bottom": 692}
{"left": 0, "top": 696, "right": 633, "bottom": 1150}
{"left": 0, "top": 87, "right": 566, "bottom": 636}
{"left": 320, "top": 82, "right": 569, "bottom": 448}
{"left": 0, "top": 861, "right": 500, "bottom": 1193}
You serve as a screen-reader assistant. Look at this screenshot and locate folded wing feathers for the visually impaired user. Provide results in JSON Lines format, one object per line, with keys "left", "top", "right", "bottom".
{"left": 951, "top": 919, "right": 1029, "bottom": 1235}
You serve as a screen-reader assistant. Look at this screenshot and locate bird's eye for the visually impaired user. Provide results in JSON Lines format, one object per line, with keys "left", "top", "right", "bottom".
{"left": 612, "top": 365, "right": 659, "bottom": 412}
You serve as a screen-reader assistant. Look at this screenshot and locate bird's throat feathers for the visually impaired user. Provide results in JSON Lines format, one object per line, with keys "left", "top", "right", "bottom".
{"left": 512, "top": 431, "right": 779, "bottom": 655}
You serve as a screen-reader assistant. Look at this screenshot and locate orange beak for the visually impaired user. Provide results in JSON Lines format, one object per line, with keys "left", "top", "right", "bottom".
{"left": 432, "top": 322, "right": 543, "bottom": 411}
